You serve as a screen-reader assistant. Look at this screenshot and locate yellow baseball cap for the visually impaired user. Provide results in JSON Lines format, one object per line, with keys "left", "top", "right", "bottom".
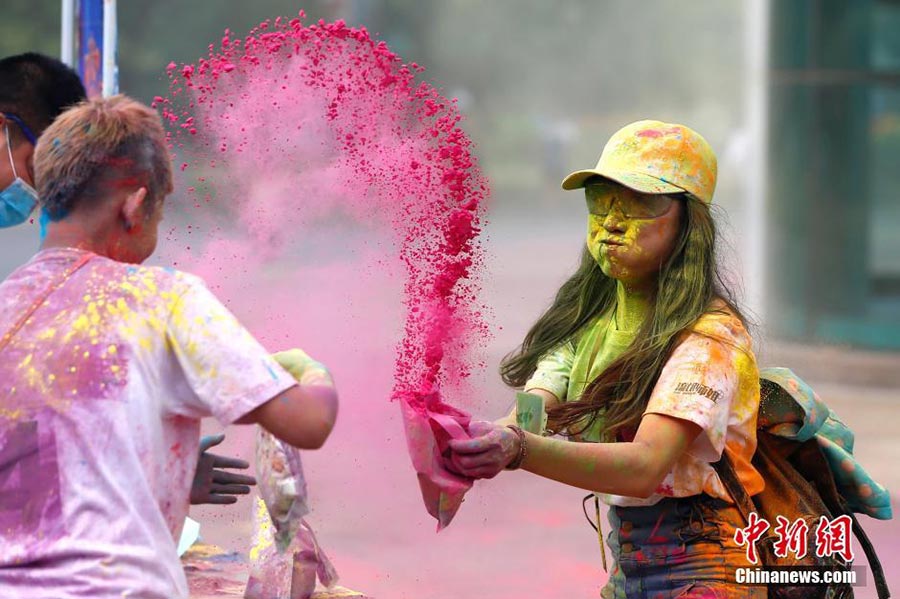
{"left": 561, "top": 120, "right": 717, "bottom": 204}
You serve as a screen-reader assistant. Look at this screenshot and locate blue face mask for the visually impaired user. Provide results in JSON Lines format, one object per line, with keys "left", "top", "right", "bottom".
{"left": 0, "top": 177, "right": 39, "bottom": 228}
{"left": 1, "top": 123, "right": 38, "bottom": 228}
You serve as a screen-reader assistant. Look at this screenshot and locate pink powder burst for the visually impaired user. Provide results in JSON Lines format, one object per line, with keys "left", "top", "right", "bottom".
{"left": 160, "top": 13, "right": 490, "bottom": 527}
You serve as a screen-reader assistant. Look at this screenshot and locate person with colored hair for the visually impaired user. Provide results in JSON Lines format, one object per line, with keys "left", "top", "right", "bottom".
{"left": 0, "top": 95, "right": 339, "bottom": 599}
{"left": 0, "top": 52, "right": 87, "bottom": 227}
{"left": 0, "top": 51, "right": 254, "bottom": 507}
{"left": 447, "top": 121, "right": 765, "bottom": 598}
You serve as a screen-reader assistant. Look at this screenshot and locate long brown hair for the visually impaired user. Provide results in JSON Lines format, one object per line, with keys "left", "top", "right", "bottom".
{"left": 500, "top": 196, "right": 747, "bottom": 439}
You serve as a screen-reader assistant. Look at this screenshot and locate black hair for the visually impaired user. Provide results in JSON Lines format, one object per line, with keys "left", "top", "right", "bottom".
{"left": 0, "top": 52, "right": 87, "bottom": 145}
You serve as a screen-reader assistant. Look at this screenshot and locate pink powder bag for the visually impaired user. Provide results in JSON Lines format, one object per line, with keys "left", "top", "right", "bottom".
{"left": 400, "top": 397, "right": 473, "bottom": 530}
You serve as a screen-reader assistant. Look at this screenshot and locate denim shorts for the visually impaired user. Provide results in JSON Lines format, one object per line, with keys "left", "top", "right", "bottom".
{"left": 600, "top": 494, "right": 766, "bottom": 599}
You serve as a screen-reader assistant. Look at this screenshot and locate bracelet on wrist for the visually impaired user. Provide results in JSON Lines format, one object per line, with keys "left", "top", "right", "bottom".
{"left": 505, "top": 425, "right": 528, "bottom": 470}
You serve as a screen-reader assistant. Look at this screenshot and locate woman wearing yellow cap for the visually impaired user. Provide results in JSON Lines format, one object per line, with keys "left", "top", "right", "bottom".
{"left": 447, "top": 121, "right": 764, "bottom": 598}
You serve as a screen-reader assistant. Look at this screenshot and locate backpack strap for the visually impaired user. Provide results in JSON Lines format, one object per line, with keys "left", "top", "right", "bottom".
{"left": 794, "top": 436, "right": 891, "bottom": 599}
{"left": 713, "top": 449, "right": 774, "bottom": 565}
{"left": 849, "top": 511, "right": 891, "bottom": 599}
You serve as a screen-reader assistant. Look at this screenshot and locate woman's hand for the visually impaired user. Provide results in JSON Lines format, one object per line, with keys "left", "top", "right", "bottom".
{"left": 445, "top": 420, "right": 522, "bottom": 479}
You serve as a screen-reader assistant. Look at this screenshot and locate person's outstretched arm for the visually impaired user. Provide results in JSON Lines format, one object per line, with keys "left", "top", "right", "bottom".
{"left": 449, "top": 414, "right": 700, "bottom": 497}
{"left": 237, "top": 348, "right": 339, "bottom": 449}
{"left": 164, "top": 276, "right": 339, "bottom": 451}
{"left": 241, "top": 384, "right": 337, "bottom": 450}
{"left": 450, "top": 326, "right": 746, "bottom": 497}
{"left": 520, "top": 414, "right": 699, "bottom": 497}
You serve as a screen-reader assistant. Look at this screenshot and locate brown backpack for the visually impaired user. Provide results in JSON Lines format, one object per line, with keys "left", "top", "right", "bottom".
{"left": 714, "top": 378, "right": 890, "bottom": 599}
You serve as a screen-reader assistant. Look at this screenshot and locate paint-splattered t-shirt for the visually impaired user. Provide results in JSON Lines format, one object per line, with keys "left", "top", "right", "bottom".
{"left": 0, "top": 248, "right": 296, "bottom": 599}
{"left": 526, "top": 302, "right": 764, "bottom": 507}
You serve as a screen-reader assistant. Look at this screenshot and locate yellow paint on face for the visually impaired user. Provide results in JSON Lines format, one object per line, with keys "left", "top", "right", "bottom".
{"left": 584, "top": 185, "right": 681, "bottom": 287}
{"left": 587, "top": 212, "right": 653, "bottom": 281}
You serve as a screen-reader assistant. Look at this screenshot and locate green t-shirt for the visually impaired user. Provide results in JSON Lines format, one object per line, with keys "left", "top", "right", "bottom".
{"left": 524, "top": 309, "right": 638, "bottom": 441}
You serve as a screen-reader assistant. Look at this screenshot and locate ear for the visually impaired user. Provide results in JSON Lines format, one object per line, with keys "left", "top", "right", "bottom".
{"left": 121, "top": 187, "right": 148, "bottom": 231}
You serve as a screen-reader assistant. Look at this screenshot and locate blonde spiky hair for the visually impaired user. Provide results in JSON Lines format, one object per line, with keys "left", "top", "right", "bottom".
{"left": 34, "top": 94, "right": 173, "bottom": 218}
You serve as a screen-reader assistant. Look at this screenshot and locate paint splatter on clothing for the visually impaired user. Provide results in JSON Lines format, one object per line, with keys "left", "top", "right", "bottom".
{"left": 0, "top": 248, "right": 296, "bottom": 599}
{"left": 525, "top": 303, "right": 764, "bottom": 507}
{"left": 602, "top": 495, "right": 766, "bottom": 599}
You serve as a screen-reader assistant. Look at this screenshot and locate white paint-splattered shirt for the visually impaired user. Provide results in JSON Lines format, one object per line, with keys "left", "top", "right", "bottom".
{"left": 526, "top": 304, "right": 764, "bottom": 507}
{"left": 0, "top": 248, "right": 297, "bottom": 598}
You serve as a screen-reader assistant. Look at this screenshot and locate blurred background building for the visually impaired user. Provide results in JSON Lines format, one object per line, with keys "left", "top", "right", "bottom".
{"left": 768, "top": 0, "right": 900, "bottom": 350}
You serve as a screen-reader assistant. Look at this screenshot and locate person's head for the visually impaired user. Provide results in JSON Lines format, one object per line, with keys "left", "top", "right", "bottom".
{"left": 34, "top": 94, "right": 174, "bottom": 263}
{"left": 566, "top": 119, "right": 717, "bottom": 290}
{"left": 0, "top": 52, "right": 87, "bottom": 226}
{"left": 501, "top": 120, "right": 745, "bottom": 438}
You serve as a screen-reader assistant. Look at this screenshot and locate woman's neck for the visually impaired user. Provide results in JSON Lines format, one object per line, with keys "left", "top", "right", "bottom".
{"left": 614, "top": 281, "right": 651, "bottom": 332}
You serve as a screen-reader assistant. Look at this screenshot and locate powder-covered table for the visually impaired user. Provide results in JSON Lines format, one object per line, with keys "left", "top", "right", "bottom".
{"left": 182, "top": 543, "right": 371, "bottom": 599}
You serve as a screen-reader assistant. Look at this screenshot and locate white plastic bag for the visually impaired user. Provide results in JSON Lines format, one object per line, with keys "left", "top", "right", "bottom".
{"left": 245, "top": 429, "right": 338, "bottom": 599}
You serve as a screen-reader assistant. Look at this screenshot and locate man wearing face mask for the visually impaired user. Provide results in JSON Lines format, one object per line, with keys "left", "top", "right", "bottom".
{"left": 0, "top": 53, "right": 87, "bottom": 228}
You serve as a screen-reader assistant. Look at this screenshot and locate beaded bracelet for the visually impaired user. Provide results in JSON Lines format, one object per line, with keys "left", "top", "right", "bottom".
{"left": 505, "top": 425, "right": 528, "bottom": 470}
